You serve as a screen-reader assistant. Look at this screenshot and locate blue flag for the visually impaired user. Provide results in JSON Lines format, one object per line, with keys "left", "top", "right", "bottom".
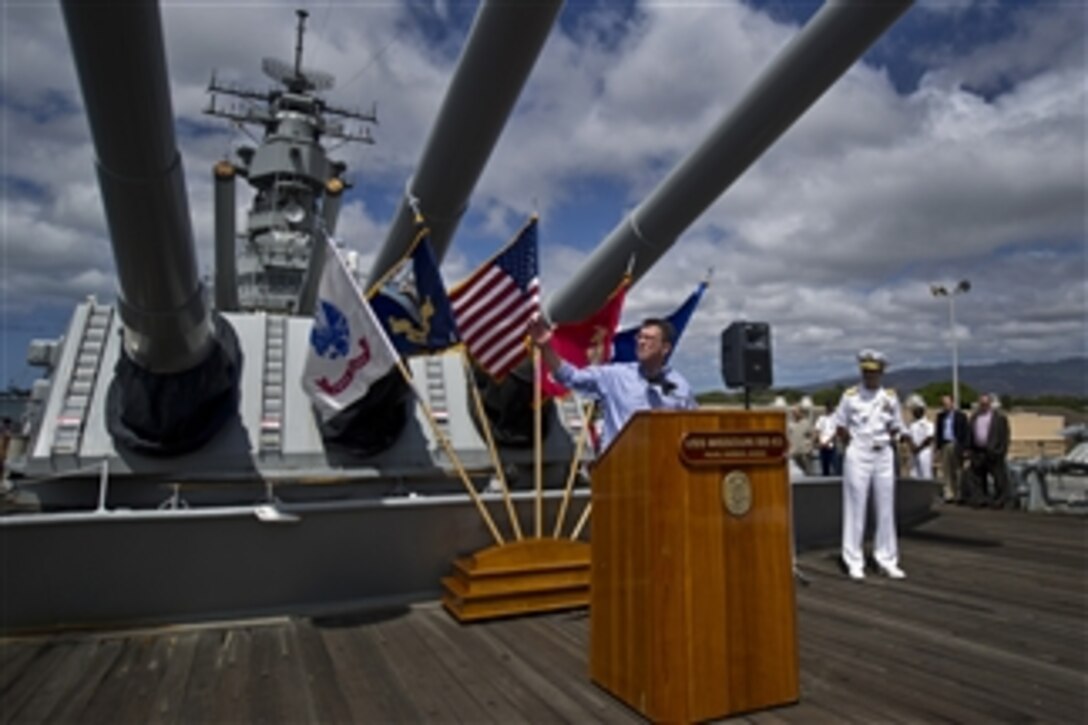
{"left": 612, "top": 281, "right": 706, "bottom": 362}
{"left": 370, "top": 231, "right": 460, "bottom": 356}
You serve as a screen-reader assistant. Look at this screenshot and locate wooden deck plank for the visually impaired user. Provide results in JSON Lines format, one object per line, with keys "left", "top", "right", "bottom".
{"left": 244, "top": 625, "right": 315, "bottom": 724}
{"left": 787, "top": 508, "right": 1087, "bottom": 724}
{"left": 431, "top": 610, "right": 579, "bottom": 721}
{"left": 66, "top": 636, "right": 151, "bottom": 722}
{"left": 797, "top": 560, "right": 1085, "bottom": 680}
{"left": 487, "top": 613, "right": 644, "bottom": 722}
{"left": 410, "top": 601, "right": 549, "bottom": 724}
{"left": 289, "top": 620, "right": 354, "bottom": 724}
{"left": 145, "top": 632, "right": 201, "bottom": 725}
{"left": 371, "top": 611, "right": 491, "bottom": 722}
{"left": 0, "top": 642, "right": 84, "bottom": 722}
{"left": 173, "top": 627, "right": 235, "bottom": 722}
{"left": 317, "top": 610, "right": 426, "bottom": 723}
{"left": 189, "top": 627, "right": 250, "bottom": 723}
{"left": 0, "top": 507, "right": 1084, "bottom": 724}
{"left": 45, "top": 639, "right": 126, "bottom": 722}
{"left": 0, "top": 642, "right": 42, "bottom": 693}
{"left": 468, "top": 619, "right": 599, "bottom": 722}
{"left": 800, "top": 618, "right": 1046, "bottom": 723}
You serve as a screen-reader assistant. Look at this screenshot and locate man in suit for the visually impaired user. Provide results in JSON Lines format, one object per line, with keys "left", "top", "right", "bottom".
{"left": 935, "top": 395, "right": 969, "bottom": 503}
{"left": 966, "top": 393, "right": 1012, "bottom": 508}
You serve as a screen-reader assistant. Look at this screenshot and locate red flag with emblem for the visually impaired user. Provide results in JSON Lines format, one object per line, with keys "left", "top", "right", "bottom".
{"left": 540, "top": 278, "right": 629, "bottom": 398}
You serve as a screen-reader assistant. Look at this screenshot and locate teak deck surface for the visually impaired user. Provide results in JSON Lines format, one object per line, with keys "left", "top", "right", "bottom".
{"left": 2, "top": 505, "right": 1085, "bottom": 723}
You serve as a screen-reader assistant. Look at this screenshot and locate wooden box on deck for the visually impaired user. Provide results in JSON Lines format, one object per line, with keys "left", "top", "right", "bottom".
{"left": 589, "top": 410, "right": 798, "bottom": 723}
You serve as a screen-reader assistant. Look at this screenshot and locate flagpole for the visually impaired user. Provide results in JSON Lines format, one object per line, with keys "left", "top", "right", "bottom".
{"left": 553, "top": 399, "right": 594, "bottom": 538}
{"left": 533, "top": 346, "right": 544, "bottom": 538}
{"left": 394, "top": 356, "right": 505, "bottom": 546}
{"left": 364, "top": 225, "right": 428, "bottom": 299}
{"left": 570, "top": 500, "right": 591, "bottom": 541}
{"left": 461, "top": 354, "right": 523, "bottom": 541}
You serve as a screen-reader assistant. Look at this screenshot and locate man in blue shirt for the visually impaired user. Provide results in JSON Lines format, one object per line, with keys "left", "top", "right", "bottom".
{"left": 527, "top": 315, "right": 696, "bottom": 451}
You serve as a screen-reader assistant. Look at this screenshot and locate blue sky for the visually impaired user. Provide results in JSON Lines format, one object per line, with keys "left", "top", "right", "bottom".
{"left": 2, "top": 0, "right": 1085, "bottom": 394}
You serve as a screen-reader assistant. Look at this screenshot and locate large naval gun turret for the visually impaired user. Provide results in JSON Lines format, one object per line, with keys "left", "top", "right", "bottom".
{"left": 3, "top": 0, "right": 913, "bottom": 632}
{"left": 57, "top": 0, "right": 241, "bottom": 458}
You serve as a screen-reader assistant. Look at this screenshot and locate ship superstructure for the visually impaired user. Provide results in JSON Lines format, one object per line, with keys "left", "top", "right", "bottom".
{"left": 205, "top": 10, "right": 375, "bottom": 314}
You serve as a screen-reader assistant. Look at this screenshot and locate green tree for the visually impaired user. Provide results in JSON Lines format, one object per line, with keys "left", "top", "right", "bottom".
{"left": 772, "top": 388, "right": 808, "bottom": 404}
{"left": 812, "top": 385, "right": 846, "bottom": 407}
{"left": 914, "top": 381, "right": 978, "bottom": 408}
{"left": 696, "top": 390, "right": 734, "bottom": 405}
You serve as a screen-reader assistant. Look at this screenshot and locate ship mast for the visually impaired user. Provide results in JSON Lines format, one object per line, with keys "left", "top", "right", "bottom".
{"left": 204, "top": 9, "right": 377, "bottom": 314}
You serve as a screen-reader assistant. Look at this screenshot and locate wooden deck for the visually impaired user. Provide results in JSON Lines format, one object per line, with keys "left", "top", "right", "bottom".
{"left": 2, "top": 505, "right": 1085, "bottom": 723}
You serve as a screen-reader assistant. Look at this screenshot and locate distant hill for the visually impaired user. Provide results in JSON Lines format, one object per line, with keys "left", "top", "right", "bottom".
{"left": 800, "top": 357, "right": 1086, "bottom": 398}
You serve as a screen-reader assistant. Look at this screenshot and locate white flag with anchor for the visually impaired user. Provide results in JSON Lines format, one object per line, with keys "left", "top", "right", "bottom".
{"left": 302, "top": 239, "right": 398, "bottom": 422}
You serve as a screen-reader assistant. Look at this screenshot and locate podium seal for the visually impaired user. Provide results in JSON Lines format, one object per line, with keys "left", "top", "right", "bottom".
{"left": 722, "top": 470, "right": 752, "bottom": 517}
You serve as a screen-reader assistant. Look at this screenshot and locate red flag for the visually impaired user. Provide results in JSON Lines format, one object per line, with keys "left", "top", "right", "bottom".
{"left": 540, "top": 279, "right": 629, "bottom": 398}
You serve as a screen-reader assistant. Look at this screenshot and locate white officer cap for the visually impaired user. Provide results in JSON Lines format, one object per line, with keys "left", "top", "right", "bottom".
{"left": 906, "top": 394, "right": 925, "bottom": 409}
{"left": 858, "top": 348, "right": 886, "bottom": 372}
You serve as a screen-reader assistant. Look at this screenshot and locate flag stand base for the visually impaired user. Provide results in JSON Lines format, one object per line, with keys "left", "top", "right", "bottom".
{"left": 441, "top": 538, "right": 590, "bottom": 622}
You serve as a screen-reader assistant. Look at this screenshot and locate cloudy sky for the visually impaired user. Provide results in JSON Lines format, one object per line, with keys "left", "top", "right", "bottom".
{"left": 2, "top": 0, "right": 1085, "bottom": 394}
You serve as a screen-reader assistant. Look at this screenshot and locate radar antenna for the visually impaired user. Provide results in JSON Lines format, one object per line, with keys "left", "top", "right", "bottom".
{"left": 261, "top": 9, "right": 334, "bottom": 93}
{"left": 204, "top": 8, "right": 376, "bottom": 146}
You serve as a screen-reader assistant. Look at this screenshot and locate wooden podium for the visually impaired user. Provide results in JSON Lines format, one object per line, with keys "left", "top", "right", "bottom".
{"left": 590, "top": 410, "right": 798, "bottom": 723}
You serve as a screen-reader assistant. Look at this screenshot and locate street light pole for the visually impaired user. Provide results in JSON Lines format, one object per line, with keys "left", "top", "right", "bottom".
{"left": 949, "top": 292, "right": 959, "bottom": 410}
{"left": 930, "top": 280, "right": 971, "bottom": 410}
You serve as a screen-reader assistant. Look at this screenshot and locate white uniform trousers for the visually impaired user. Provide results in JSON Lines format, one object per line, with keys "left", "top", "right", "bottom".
{"left": 910, "top": 447, "right": 933, "bottom": 479}
{"left": 841, "top": 444, "right": 898, "bottom": 571}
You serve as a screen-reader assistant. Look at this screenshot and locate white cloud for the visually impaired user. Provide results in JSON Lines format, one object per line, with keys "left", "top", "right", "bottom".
{"left": 918, "top": 4, "right": 1085, "bottom": 94}
{"left": 1, "top": 0, "right": 1084, "bottom": 396}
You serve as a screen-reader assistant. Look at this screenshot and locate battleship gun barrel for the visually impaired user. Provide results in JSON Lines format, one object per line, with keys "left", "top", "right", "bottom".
{"left": 546, "top": 0, "right": 912, "bottom": 322}
{"left": 61, "top": 0, "right": 214, "bottom": 372}
{"left": 368, "top": 0, "right": 563, "bottom": 287}
{"left": 62, "top": 0, "right": 240, "bottom": 454}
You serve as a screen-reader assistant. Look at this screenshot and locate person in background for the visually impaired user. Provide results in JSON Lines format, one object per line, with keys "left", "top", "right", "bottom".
{"left": 834, "top": 349, "right": 906, "bottom": 581}
{"left": 787, "top": 406, "right": 814, "bottom": 475}
{"left": 966, "top": 393, "right": 1012, "bottom": 508}
{"left": 814, "top": 401, "right": 839, "bottom": 476}
{"left": 904, "top": 396, "right": 934, "bottom": 479}
{"left": 527, "top": 315, "right": 695, "bottom": 451}
{"left": 0, "top": 417, "right": 12, "bottom": 482}
{"left": 935, "top": 395, "right": 969, "bottom": 503}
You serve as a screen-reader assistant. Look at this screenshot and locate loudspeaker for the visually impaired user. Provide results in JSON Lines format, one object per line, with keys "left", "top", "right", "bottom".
{"left": 721, "top": 322, "right": 772, "bottom": 389}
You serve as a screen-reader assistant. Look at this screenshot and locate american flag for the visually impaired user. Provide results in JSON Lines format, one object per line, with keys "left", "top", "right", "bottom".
{"left": 450, "top": 218, "right": 540, "bottom": 379}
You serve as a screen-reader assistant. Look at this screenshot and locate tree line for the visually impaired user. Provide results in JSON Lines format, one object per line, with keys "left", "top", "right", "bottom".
{"left": 696, "top": 382, "right": 1087, "bottom": 411}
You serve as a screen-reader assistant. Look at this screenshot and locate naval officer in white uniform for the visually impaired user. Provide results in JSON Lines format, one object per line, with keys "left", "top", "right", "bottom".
{"left": 834, "top": 349, "right": 906, "bottom": 580}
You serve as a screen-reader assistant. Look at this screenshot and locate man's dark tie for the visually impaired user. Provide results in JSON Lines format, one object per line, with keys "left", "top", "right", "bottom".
{"left": 646, "top": 372, "right": 676, "bottom": 396}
